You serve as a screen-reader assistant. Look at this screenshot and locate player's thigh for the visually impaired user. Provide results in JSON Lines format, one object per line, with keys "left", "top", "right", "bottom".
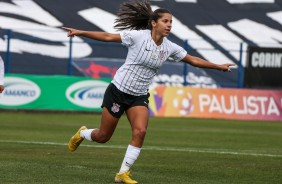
{"left": 126, "top": 106, "right": 149, "bottom": 130}
{"left": 99, "top": 107, "right": 120, "bottom": 136}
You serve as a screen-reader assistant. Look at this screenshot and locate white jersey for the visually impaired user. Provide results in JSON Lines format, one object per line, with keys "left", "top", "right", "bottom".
{"left": 112, "top": 29, "right": 187, "bottom": 96}
{"left": 0, "top": 56, "right": 4, "bottom": 85}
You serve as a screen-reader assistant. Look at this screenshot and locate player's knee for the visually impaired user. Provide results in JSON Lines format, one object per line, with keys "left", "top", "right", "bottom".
{"left": 133, "top": 127, "right": 147, "bottom": 139}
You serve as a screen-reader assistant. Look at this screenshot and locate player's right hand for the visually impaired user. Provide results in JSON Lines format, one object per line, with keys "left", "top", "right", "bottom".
{"left": 62, "top": 27, "right": 81, "bottom": 37}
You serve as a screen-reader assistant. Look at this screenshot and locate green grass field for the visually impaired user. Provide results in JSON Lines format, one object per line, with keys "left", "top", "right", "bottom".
{"left": 0, "top": 111, "right": 281, "bottom": 184}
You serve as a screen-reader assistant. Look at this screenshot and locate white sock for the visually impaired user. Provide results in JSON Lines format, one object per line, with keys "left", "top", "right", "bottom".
{"left": 80, "top": 129, "right": 95, "bottom": 141}
{"left": 119, "top": 145, "right": 141, "bottom": 174}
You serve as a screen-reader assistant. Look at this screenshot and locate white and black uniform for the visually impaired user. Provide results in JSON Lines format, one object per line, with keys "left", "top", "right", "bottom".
{"left": 0, "top": 56, "right": 4, "bottom": 86}
{"left": 112, "top": 29, "right": 187, "bottom": 96}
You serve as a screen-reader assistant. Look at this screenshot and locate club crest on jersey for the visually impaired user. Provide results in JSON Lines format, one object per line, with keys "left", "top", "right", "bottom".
{"left": 159, "top": 50, "right": 168, "bottom": 61}
{"left": 111, "top": 103, "right": 120, "bottom": 113}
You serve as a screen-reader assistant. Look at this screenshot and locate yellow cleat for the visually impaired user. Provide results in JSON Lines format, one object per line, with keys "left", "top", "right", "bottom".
{"left": 68, "top": 126, "right": 87, "bottom": 152}
{"left": 115, "top": 171, "right": 138, "bottom": 184}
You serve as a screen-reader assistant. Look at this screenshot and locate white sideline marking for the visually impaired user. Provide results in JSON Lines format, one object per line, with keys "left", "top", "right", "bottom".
{"left": 1, "top": 140, "right": 282, "bottom": 158}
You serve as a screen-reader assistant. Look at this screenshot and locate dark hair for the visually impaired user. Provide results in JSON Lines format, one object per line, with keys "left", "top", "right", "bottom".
{"left": 114, "top": 0, "right": 171, "bottom": 31}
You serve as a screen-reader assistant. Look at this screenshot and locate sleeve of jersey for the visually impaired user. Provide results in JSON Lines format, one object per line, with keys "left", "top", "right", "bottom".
{"left": 170, "top": 42, "right": 187, "bottom": 62}
{"left": 120, "top": 30, "right": 141, "bottom": 47}
{"left": 0, "top": 56, "right": 4, "bottom": 85}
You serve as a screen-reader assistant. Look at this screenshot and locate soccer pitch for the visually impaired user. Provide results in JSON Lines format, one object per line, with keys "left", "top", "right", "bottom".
{"left": 0, "top": 112, "right": 281, "bottom": 184}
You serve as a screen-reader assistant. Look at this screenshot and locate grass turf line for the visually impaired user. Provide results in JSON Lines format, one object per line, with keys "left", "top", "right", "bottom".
{"left": 0, "top": 112, "right": 281, "bottom": 184}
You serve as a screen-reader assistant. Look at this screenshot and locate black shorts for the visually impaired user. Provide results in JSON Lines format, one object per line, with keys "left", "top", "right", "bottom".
{"left": 101, "top": 83, "right": 150, "bottom": 118}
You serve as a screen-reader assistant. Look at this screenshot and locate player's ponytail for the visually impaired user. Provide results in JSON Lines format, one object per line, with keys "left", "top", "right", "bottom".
{"left": 114, "top": 0, "right": 171, "bottom": 31}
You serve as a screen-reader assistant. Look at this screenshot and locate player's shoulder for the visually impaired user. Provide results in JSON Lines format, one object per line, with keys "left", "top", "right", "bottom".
{"left": 129, "top": 29, "right": 150, "bottom": 37}
{"left": 123, "top": 29, "right": 149, "bottom": 35}
{"left": 120, "top": 29, "right": 150, "bottom": 40}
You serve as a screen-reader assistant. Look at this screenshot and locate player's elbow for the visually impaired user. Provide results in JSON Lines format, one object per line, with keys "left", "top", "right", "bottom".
{"left": 104, "top": 33, "right": 121, "bottom": 43}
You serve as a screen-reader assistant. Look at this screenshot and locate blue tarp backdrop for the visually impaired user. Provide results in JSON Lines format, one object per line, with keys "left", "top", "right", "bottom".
{"left": 0, "top": 0, "right": 281, "bottom": 88}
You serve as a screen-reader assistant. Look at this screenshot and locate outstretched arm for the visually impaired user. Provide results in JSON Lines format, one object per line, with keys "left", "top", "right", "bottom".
{"left": 182, "top": 54, "right": 235, "bottom": 72}
{"left": 62, "top": 27, "right": 122, "bottom": 43}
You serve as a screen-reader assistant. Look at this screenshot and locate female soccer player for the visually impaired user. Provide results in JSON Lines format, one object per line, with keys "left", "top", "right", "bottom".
{"left": 64, "top": 1, "right": 234, "bottom": 183}
{"left": 0, "top": 56, "right": 4, "bottom": 93}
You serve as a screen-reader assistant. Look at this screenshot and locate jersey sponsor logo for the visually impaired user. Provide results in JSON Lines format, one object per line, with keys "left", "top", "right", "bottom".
{"left": 66, "top": 80, "right": 108, "bottom": 108}
{"left": 159, "top": 50, "right": 169, "bottom": 61}
{"left": 0, "top": 77, "right": 41, "bottom": 106}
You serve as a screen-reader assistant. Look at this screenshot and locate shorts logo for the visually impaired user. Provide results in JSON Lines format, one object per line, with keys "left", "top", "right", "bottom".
{"left": 111, "top": 103, "right": 120, "bottom": 113}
